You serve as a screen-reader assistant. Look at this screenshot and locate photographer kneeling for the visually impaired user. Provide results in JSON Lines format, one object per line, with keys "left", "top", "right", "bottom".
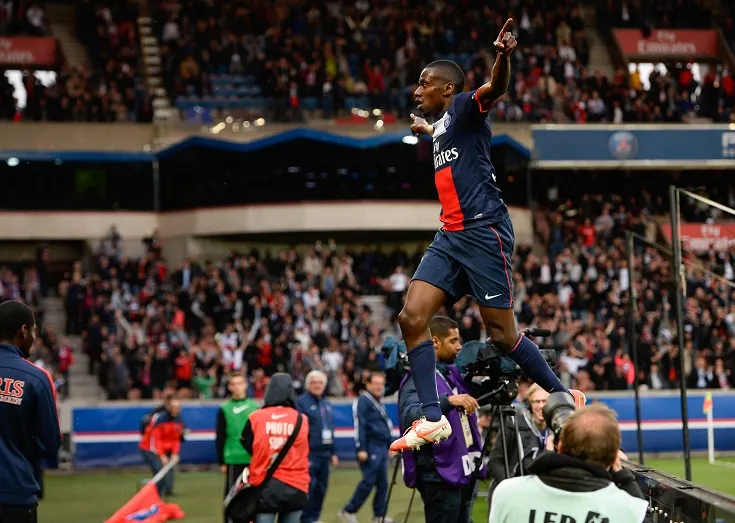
{"left": 489, "top": 400, "right": 648, "bottom": 523}
{"left": 398, "top": 317, "right": 485, "bottom": 523}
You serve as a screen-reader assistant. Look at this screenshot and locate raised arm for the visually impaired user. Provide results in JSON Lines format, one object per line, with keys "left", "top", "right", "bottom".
{"left": 474, "top": 18, "right": 518, "bottom": 110}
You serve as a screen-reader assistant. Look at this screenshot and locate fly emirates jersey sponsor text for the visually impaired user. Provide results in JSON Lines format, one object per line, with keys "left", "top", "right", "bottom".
{"left": 431, "top": 90, "right": 508, "bottom": 231}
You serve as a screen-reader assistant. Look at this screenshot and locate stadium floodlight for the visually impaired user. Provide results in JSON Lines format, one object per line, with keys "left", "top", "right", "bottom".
{"left": 401, "top": 135, "right": 418, "bottom": 145}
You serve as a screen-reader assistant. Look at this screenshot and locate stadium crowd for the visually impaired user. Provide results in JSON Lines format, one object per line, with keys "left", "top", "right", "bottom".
{"left": 153, "top": 0, "right": 731, "bottom": 123}
{"left": 7, "top": 0, "right": 152, "bottom": 122}
{"left": 520, "top": 192, "right": 735, "bottom": 392}
{"left": 0, "top": 1, "right": 50, "bottom": 37}
{"left": 0, "top": 248, "right": 72, "bottom": 399}
{"left": 63, "top": 189, "right": 735, "bottom": 401}
{"left": 0, "top": 0, "right": 729, "bottom": 123}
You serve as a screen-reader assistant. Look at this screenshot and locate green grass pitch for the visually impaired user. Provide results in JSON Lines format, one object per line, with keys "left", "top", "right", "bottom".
{"left": 39, "top": 457, "right": 735, "bottom": 523}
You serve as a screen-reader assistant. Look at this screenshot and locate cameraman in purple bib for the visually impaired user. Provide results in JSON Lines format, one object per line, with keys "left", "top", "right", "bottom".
{"left": 398, "top": 317, "right": 486, "bottom": 523}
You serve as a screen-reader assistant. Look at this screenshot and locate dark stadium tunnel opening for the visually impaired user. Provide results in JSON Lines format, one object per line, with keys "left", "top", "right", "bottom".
{"left": 157, "top": 139, "right": 437, "bottom": 210}
{"left": 205, "top": 230, "right": 439, "bottom": 245}
{"left": 156, "top": 139, "right": 530, "bottom": 211}
{"left": 0, "top": 160, "right": 154, "bottom": 211}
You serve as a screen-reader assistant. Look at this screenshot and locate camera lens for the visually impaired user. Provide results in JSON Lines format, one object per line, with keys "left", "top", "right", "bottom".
{"left": 542, "top": 391, "right": 577, "bottom": 434}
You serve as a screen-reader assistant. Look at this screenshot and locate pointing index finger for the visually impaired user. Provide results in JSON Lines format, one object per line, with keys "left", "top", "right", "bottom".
{"left": 500, "top": 18, "right": 513, "bottom": 36}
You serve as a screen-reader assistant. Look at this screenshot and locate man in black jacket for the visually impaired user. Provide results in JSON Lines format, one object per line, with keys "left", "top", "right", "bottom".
{"left": 487, "top": 384, "right": 550, "bottom": 499}
{"left": 0, "top": 300, "right": 62, "bottom": 523}
{"left": 489, "top": 403, "right": 647, "bottom": 523}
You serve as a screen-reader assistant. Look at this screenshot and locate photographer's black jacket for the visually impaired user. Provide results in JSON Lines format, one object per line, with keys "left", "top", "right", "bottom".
{"left": 525, "top": 451, "right": 645, "bottom": 500}
{"left": 488, "top": 404, "right": 545, "bottom": 487}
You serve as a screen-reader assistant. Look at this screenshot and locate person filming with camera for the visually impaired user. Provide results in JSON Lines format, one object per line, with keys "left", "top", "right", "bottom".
{"left": 489, "top": 396, "right": 647, "bottom": 523}
{"left": 398, "top": 316, "right": 485, "bottom": 523}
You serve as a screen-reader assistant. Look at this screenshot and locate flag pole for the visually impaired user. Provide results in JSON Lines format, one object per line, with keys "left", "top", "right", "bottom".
{"left": 150, "top": 455, "right": 180, "bottom": 486}
{"left": 626, "top": 231, "right": 644, "bottom": 465}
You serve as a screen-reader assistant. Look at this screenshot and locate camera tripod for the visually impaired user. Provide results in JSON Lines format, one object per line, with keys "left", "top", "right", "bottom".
{"left": 460, "top": 378, "right": 528, "bottom": 521}
{"left": 478, "top": 379, "right": 528, "bottom": 479}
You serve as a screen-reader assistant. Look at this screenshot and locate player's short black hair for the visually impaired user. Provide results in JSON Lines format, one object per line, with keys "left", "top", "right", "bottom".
{"left": 425, "top": 59, "right": 465, "bottom": 93}
{"left": 0, "top": 300, "right": 35, "bottom": 341}
{"left": 430, "top": 316, "right": 459, "bottom": 339}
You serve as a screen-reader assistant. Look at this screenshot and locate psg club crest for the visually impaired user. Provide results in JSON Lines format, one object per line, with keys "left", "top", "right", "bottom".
{"left": 444, "top": 114, "right": 451, "bottom": 128}
{"left": 608, "top": 131, "right": 638, "bottom": 160}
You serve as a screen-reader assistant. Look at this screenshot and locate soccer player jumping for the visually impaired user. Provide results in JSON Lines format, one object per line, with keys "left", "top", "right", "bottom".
{"left": 391, "top": 19, "right": 586, "bottom": 453}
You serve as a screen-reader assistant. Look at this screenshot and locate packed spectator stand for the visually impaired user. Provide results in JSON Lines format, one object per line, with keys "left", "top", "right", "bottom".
{"left": 1, "top": 0, "right": 731, "bottom": 123}
{"left": 65, "top": 190, "right": 735, "bottom": 402}
{"left": 0, "top": 247, "right": 71, "bottom": 399}
{"left": 0, "top": 1, "right": 50, "bottom": 37}
{"left": 3, "top": 0, "right": 152, "bottom": 122}
{"left": 151, "top": 0, "right": 734, "bottom": 124}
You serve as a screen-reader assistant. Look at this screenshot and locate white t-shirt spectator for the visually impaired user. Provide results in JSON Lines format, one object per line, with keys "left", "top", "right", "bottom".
{"left": 163, "top": 20, "right": 180, "bottom": 42}
{"left": 221, "top": 346, "right": 244, "bottom": 371}
{"left": 389, "top": 270, "right": 408, "bottom": 293}
{"left": 322, "top": 349, "right": 344, "bottom": 373}
{"left": 588, "top": 97, "right": 606, "bottom": 118}
{"left": 294, "top": 328, "right": 311, "bottom": 351}
{"left": 560, "top": 353, "right": 588, "bottom": 376}
{"left": 217, "top": 331, "right": 239, "bottom": 353}
{"left": 613, "top": 104, "right": 624, "bottom": 123}
{"left": 539, "top": 263, "right": 552, "bottom": 285}
{"left": 619, "top": 266, "right": 630, "bottom": 292}
{"left": 303, "top": 253, "right": 323, "bottom": 276}
{"left": 303, "top": 288, "right": 321, "bottom": 309}
{"left": 558, "top": 283, "right": 574, "bottom": 306}
{"left": 27, "top": 5, "right": 44, "bottom": 28}
{"left": 569, "top": 262, "right": 583, "bottom": 283}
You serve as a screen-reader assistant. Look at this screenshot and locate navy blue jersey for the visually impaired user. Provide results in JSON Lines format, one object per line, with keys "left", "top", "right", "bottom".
{"left": 431, "top": 90, "right": 508, "bottom": 231}
{"left": 0, "top": 343, "right": 62, "bottom": 505}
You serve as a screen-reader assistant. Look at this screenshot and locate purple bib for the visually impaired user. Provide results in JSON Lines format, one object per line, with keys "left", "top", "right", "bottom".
{"left": 399, "top": 366, "right": 486, "bottom": 487}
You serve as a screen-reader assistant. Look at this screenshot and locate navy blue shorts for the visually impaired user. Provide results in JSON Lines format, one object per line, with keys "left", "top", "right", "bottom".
{"left": 412, "top": 216, "right": 515, "bottom": 309}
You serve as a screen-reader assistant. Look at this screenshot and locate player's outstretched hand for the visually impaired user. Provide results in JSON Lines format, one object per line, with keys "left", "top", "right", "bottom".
{"left": 494, "top": 18, "right": 517, "bottom": 56}
{"left": 410, "top": 113, "right": 433, "bottom": 137}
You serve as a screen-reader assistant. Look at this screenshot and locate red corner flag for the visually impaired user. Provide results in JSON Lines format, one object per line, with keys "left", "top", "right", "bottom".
{"left": 104, "top": 482, "right": 185, "bottom": 523}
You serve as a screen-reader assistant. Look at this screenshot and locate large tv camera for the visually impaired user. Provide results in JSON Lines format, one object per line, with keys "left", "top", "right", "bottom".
{"left": 382, "top": 328, "right": 556, "bottom": 407}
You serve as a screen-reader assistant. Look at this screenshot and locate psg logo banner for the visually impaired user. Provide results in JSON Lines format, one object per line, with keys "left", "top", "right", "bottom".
{"left": 531, "top": 125, "right": 735, "bottom": 169}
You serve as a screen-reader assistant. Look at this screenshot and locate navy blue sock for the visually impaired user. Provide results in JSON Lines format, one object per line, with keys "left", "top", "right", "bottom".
{"left": 508, "top": 336, "right": 569, "bottom": 394}
{"left": 407, "top": 339, "right": 442, "bottom": 421}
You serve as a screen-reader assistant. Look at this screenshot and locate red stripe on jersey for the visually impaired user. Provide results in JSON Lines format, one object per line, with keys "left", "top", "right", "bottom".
{"left": 472, "top": 91, "right": 493, "bottom": 113}
{"left": 436, "top": 166, "right": 465, "bottom": 231}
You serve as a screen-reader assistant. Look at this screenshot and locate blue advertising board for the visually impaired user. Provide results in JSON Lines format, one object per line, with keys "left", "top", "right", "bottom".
{"left": 531, "top": 124, "right": 735, "bottom": 168}
{"left": 71, "top": 391, "right": 735, "bottom": 469}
